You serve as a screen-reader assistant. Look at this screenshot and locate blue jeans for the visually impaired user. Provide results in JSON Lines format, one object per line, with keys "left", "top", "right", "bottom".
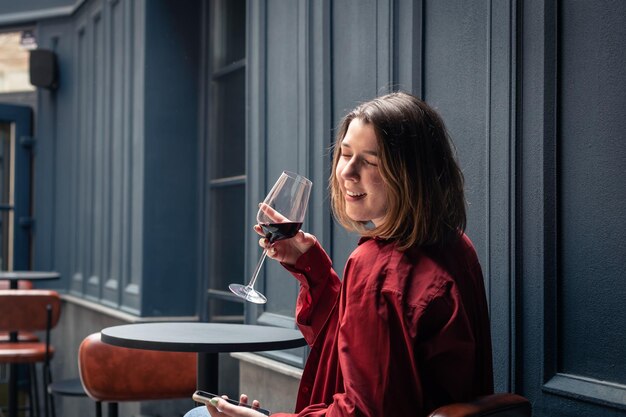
{"left": 184, "top": 405, "right": 209, "bottom": 417}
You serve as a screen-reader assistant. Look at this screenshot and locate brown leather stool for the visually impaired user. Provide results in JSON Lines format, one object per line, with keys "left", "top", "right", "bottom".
{"left": 0, "top": 290, "right": 62, "bottom": 417}
{"left": 0, "top": 281, "right": 39, "bottom": 343}
{"left": 0, "top": 282, "right": 40, "bottom": 417}
{"left": 78, "top": 332, "right": 197, "bottom": 417}
{"left": 428, "top": 393, "right": 532, "bottom": 417}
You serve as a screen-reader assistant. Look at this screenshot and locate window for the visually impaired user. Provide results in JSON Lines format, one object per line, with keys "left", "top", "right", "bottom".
{"left": 0, "top": 31, "right": 36, "bottom": 93}
{"left": 0, "top": 122, "right": 15, "bottom": 270}
{"left": 0, "top": 104, "right": 32, "bottom": 273}
{"left": 204, "top": 0, "right": 247, "bottom": 322}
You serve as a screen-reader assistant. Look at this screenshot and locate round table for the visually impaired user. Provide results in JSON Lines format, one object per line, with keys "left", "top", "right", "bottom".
{"left": 101, "top": 322, "right": 307, "bottom": 393}
{"left": 0, "top": 270, "right": 60, "bottom": 289}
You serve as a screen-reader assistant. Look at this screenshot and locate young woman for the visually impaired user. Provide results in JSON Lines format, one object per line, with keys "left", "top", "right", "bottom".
{"left": 197, "top": 92, "right": 493, "bottom": 416}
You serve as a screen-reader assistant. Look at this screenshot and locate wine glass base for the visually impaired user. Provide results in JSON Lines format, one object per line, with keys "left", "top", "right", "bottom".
{"left": 229, "top": 284, "right": 268, "bottom": 304}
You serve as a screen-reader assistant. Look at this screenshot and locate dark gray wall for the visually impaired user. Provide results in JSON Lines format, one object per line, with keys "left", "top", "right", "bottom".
{"left": 31, "top": 0, "right": 201, "bottom": 317}
{"left": 519, "top": 0, "right": 626, "bottom": 415}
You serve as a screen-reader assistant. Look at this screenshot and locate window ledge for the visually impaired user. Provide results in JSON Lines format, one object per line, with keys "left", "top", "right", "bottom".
{"left": 230, "top": 352, "right": 303, "bottom": 379}
{"left": 61, "top": 294, "right": 199, "bottom": 323}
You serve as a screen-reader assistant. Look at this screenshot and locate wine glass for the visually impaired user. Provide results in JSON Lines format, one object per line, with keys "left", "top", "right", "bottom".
{"left": 229, "top": 171, "right": 312, "bottom": 304}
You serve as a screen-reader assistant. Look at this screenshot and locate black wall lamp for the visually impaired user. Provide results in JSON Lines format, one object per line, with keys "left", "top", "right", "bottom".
{"left": 29, "top": 49, "right": 58, "bottom": 90}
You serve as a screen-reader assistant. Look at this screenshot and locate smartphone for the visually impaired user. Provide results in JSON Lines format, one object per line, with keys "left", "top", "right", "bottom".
{"left": 192, "top": 390, "right": 271, "bottom": 416}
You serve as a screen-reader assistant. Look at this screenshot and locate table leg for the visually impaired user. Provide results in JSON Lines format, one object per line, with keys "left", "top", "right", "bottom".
{"left": 8, "top": 328, "right": 18, "bottom": 417}
{"left": 8, "top": 363, "right": 17, "bottom": 417}
{"left": 197, "top": 352, "right": 219, "bottom": 393}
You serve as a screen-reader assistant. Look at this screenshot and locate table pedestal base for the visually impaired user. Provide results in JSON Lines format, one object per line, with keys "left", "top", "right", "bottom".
{"left": 197, "top": 353, "right": 219, "bottom": 393}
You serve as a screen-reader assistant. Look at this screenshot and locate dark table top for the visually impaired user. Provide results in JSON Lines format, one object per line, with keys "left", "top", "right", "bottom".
{"left": 101, "top": 322, "right": 307, "bottom": 353}
{"left": 0, "top": 271, "right": 60, "bottom": 280}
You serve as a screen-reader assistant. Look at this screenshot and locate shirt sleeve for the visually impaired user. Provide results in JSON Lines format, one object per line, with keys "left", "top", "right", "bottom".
{"left": 281, "top": 241, "right": 341, "bottom": 344}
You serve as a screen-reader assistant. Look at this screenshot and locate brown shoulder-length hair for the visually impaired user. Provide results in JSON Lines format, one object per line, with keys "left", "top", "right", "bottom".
{"left": 329, "top": 91, "right": 466, "bottom": 249}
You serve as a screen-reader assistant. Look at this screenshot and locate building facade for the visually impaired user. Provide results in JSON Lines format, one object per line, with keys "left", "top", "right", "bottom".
{"left": 0, "top": 1, "right": 624, "bottom": 416}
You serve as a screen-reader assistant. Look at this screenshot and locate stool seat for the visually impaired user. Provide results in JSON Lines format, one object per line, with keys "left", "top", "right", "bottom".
{"left": 48, "top": 378, "right": 87, "bottom": 397}
{"left": 0, "top": 343, "right": 56, "bottom": 363}
{"left": 0, "top": 331, "right": 40, "bottom": 343}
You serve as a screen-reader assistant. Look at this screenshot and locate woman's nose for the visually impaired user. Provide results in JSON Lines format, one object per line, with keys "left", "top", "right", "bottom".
{"left": 340, "top": 158, "right": 359, "bottom": 181}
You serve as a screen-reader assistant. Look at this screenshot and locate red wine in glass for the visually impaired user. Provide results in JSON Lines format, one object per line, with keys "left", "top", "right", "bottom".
{"left": 260, "top": 222, "right": 303, "bottom": 243}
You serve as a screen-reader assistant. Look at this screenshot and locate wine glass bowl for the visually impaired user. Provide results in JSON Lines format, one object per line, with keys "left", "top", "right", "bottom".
{"left": 229, "top": 171, "right": 312, "bottom": 304}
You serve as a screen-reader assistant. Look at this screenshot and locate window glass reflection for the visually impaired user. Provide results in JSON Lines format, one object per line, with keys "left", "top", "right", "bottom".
{"left": 0, "top": 31, "right": 35, "bottom": 93}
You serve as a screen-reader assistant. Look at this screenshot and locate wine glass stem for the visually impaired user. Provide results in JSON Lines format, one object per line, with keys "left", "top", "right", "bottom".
{"left": 246, "top": 249, "right": 268, "bottom": 291}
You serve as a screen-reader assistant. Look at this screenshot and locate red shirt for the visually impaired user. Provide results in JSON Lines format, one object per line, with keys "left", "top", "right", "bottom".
{"left": 274, "top": 234, "right": 493, "bottom": 417}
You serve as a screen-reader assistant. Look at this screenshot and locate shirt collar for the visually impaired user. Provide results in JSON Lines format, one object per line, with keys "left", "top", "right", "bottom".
{"left": 358, "top": 236, "right": 390, "bottom": 245}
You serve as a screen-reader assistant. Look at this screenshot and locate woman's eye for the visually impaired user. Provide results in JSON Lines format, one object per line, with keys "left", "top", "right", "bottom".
{"left": 364, "top": 159, "right": 378, "bottom": 167}
{"left": 341, "top": 153, "right": 352, "bottom": 159}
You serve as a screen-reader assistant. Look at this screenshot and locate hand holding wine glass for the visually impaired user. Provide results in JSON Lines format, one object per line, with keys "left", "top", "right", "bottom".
{"left": 229, "top": 171, "right": 312, "bottom": 304}
{"left": 254, "top": 219, "right": 316, "bottom": 266}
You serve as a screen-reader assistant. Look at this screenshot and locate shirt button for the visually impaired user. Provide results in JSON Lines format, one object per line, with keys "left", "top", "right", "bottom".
{"left": 305, "top": 266, "right": 311, "bottom": 272}
{"left": 302, "top": 385, "right": 310, "bottom": 393}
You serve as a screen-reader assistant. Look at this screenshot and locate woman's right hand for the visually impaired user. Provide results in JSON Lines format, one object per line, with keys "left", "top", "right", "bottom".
{"left": 255, "top": 203, "right": 316, "bottom": 266}
{"left": 255, "top": 225, "right": 316, "bottom": 266}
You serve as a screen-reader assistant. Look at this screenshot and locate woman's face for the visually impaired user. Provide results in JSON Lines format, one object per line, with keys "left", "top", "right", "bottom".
{"left": 335, "top": 118, "right": 388, "bottom": 227}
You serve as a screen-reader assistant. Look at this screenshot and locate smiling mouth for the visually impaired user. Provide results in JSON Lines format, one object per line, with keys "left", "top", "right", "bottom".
{"left": 346, "top": 190, "right": 366, "bottom": 198}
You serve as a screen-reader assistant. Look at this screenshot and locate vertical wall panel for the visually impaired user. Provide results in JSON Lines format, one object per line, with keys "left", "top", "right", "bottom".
{"left": 70, "top": 25, "right": 86, "bottom": 294}
{"left": 141, "top": 0, "right": 200, "bottom": 316}
{"left": 81, "top": 15, "right": 93, "bottom": 297}
{"left": 265, "top": 0, "right": 299, "bottom": 181}
{"left": 376, "top": 0, "right": 393, "bottom": 90}
{"left": 423, "top": 0, "right": 489, "bottom": 303}
{"left": 246, "top": 0, "right": 267, "bottom": 324}
{"left": 262, "top": 0, "right": 301, "bottom": 316}
{"left": 521, "top": 0, "right": 626, "bottom": 414}
{"left": 330, "top": 0, "right": 378, "bottom": 271}
{"left": 104, "top": 0, "right": 124, "bottom": 305}
{"left": 423, "top": 0, "right": 489, "bottom": 261}
{"left": 557, "top": 0, "right": 626, "bottom": 384}
{"left": 36, "top": 25, "right": 75, "bottom": 289}
{"left": 100, "top": 1, "right": 112, "bottom": 299}
{"left": 306, "top": 0, "right": 332, "bottom": 251}
{"left": 486, "top": 0, "right": 516, "bottom": 392}
{"left": 395, "top": 0, "right": 422, "bottom": 94}
{"left": 120, "top": 0, "right": 137, "bottom": 307}
{"left": 422, "top": 0, "right": 490, "bottom": 318}
{"left": 32, "top": 23, "right": 66, "bottom": 277}
{"left": 129, "top": 0, "right": 145, "bottom": 311}
{"left": 88, "top": 8, "right": 103, "bottom": 299}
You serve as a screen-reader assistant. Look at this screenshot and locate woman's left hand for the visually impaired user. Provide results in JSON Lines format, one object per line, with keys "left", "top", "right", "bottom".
{"left": 206, "top": 394, "right": 266, "bottom": 417}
